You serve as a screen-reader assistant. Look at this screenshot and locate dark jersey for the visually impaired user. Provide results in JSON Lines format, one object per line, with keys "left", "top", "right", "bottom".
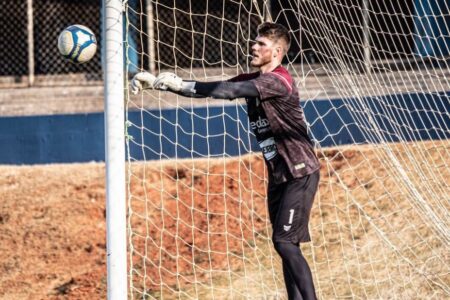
{"left": 229, "top": 66, "right": 320, "bottom": 184}
{"left": 246, "top": 87, "right": 293, "bottom": 183}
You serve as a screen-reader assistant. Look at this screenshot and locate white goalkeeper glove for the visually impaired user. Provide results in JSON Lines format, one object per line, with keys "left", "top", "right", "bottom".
{"left": 130, "top": 72, "right": 156, "bottom": 95}
{"left": 153, "top": 72, "right": 184, "bottom": 92}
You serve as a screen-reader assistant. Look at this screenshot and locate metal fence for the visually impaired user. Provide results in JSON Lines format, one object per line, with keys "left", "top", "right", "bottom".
{"left": 0, "top": 0, "right": 447, "bottom": 88}
{"left": 126, "top": 0, "right": 264, "bottom": 74}
{"left": 0, "top": 0, "right": 263, "bottom": 87}
{"left": 0, "top": 0, "right": 101, "bottom": 87}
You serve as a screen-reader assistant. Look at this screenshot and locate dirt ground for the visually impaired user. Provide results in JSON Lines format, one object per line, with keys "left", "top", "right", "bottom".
{"left": 0, "top": 141, "right": 449, "bottom": 299}
{"left": 0, "top": 162, "right": 107, "bottom": 299}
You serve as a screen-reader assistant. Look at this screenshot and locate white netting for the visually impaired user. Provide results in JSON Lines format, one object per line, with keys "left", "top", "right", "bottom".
{"left": 125, "top": 1, "right": 449, "bottom": 299}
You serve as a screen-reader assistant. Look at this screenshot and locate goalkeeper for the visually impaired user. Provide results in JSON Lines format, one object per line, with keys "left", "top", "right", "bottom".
{"left": 131, "top": 22, "right": 320, "bottom": 300}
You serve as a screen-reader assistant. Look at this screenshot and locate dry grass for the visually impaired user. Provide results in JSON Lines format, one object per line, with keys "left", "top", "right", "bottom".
{"left": 0, "top": 140, "right": 448, "bottom": 299}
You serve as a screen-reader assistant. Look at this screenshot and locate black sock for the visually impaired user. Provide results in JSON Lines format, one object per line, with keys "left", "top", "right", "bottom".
{"left": 283, "top": 261, "right": 303, "bottom": 300}
{"left": 274, "top": 242, "right": 317, "bottom": 300}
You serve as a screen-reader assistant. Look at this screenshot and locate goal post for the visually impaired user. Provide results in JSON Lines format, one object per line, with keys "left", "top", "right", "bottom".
{"left": 120, "top": 1, "right": 449, "bottom": 299}
{"left": 103, "top": 0, "right": 127, "bottom": 299}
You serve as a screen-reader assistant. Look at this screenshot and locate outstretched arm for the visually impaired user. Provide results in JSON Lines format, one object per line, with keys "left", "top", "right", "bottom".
{"left": 131, "top": 71, "right": 259, "bottom": 100}
{"left": 154, "top": 72, "right": 259, "bottom": 99}
{"left": 193, "top": 81, "right": 259, "bottom": 99}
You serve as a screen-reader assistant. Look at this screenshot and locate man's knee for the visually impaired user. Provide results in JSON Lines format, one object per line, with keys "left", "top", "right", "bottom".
{"left": 273, "top": 241, "right": 301, "bottom": 260}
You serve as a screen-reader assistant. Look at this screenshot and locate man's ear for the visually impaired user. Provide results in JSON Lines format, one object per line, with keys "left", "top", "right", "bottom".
{"left": 274, "top": 45, "right": 283, "bottom": 58}
{"left": 272, "top": 43, "right": 282, "bottom": 58}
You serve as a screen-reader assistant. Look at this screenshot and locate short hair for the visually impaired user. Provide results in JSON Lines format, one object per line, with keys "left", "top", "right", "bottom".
{"left": 257, "top": 22, "right": 291, "bottom": 53}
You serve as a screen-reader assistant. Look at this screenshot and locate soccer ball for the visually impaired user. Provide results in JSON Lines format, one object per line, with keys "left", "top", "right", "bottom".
{"left": 57, "top": 25, "right": 97, "bottom": 64}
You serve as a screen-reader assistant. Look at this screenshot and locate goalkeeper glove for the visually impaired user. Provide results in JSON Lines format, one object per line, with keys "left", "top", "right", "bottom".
{"left": 153, "top": 72, "right": 184, "bottom": 92}
{"left": 130, "top": 72, "right": 156, "bottom": 95}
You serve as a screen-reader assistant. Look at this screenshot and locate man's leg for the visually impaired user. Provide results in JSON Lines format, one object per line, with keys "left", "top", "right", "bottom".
{"left": 283, "top": 261, "right": 302, "bottom": 300}
{"left": 271, "top": 171, "right": 320, "bottom": 299}
{"left": 275, "top": 242, "right": 316, "bottom": 300}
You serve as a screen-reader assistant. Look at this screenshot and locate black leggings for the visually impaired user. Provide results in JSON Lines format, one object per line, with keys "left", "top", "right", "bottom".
{"left": 274, "top": 242, "right": 317, "bottom": 300}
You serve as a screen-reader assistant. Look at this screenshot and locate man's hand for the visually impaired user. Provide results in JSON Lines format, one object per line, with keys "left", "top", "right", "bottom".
{"left": 130, "top": 72, "right": 156, "bottom": 95}
{"left": 154, "top": 72, "right": 183, "bottom": 92}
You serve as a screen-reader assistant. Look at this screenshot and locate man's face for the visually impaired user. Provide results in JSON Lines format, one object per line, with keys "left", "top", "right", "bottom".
{"left": 251, "top": 36, "right": 277, "bottom": 68}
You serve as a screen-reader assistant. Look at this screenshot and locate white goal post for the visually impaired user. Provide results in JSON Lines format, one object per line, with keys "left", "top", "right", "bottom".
{"left": 103, "top": 0, "right": 127, "bottom": 299}
{"left": 103, "top": 0, "right": 449, "bottom": 299}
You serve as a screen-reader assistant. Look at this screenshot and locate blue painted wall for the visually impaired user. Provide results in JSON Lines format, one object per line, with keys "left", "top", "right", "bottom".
{"left": 0, "top": 113, "right": 105, "bottom": 164}
{"left": 1, "top": 91, "right": 449, "bottom": 164}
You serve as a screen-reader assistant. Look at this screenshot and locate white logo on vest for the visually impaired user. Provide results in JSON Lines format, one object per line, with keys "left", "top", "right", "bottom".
{"left": 259, "top": 137, "right": 277, "bottom": 160}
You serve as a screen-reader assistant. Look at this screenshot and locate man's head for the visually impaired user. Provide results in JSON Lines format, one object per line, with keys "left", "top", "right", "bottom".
{"left": 251, "top": 22, "right": 291, "bottom": 71}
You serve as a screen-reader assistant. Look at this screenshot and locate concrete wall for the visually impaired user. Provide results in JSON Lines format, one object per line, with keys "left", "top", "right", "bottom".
{"left": 1, "top": 91, "right": 449, "bottom": 165}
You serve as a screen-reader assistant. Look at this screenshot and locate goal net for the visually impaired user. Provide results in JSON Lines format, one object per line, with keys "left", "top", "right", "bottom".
{"left": 124, "top": 1, "right": 449, "bottom": 299}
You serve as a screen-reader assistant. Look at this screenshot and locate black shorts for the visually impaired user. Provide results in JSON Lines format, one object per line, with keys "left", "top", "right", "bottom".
{"left": 267, "top": 170, "right": 320, "bottom": 244}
